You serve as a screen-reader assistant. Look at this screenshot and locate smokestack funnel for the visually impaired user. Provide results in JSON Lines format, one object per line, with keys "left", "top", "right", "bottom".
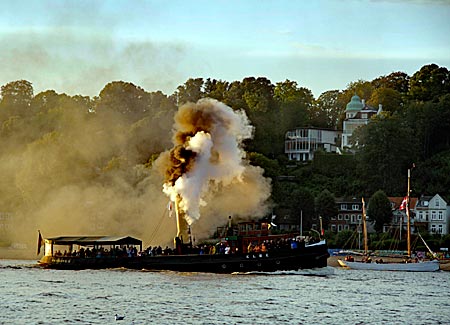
{"left": 174, "top": 195, "right": 190, "bottom": 246}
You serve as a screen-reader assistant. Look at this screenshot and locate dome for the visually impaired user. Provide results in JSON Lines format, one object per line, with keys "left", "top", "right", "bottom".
{"left": 346, "top": 94, "right": 364, "bottom": 111}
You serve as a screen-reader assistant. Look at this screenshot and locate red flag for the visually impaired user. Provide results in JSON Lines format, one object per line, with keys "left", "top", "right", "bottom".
{"left": 399, "top": 197, "right": 408, "bottom": 210}
{"left": 37, "top": 230, "right": 44, "bottom": 255}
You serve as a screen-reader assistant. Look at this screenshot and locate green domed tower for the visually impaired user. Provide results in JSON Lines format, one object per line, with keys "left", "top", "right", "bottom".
{"left": 345, "top": 94, "right": 363, "bottom": 118}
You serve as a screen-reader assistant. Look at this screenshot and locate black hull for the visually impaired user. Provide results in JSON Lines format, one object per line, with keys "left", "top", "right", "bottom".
{"left": 40, "top": 244, "right": 329, "bottom": 273}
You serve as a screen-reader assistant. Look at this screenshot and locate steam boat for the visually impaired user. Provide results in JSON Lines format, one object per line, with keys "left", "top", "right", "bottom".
{"left": 38, "top": 204, "right": 329, "bottom": 273}
{"left": 37, "top": 99, "right": 330, "bottom": 273}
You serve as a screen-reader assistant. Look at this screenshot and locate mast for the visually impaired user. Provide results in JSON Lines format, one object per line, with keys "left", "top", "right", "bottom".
{"left": 406, "top": 168, "right": 411, "bottom": 258}
{"left": 362, "top": 197, "right": 368, "bottom": 255}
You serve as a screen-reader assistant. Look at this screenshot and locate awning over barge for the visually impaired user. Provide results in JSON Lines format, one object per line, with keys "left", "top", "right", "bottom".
{"left": 45, "top": 236, "right": 142, "bottom": 246}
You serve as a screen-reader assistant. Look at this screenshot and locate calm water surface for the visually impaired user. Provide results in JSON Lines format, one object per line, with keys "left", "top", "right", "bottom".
{"left": 1, "top": 260, "right": 449, "bottom": 325}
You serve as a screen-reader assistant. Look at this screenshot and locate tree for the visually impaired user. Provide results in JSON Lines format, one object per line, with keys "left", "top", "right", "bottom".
{"left": 352, "top": 115, "right": 418, "bottom": 195}
{"left": 367, "top": 190, "right": 392, "bottom": 233}
{"left": 274, "top": 80, "right": 314, "bottom": 129}
{"left": 315, "top": 90, "right": 342, "bottom": 129}
{"left": 96, "top": 81, "right": 150, "bottom": 122}
{"left": 372, "top": 71, "right": 410, "bottom": 94}
{"left": 409, "top": 64, "right": 450, "bottom": 102}
{"left": 0, "top": 80, "right": 34, "bottom": 119}
{"left": 368, "top": 87, "right": 403, "bottom": 113}
{"left": 175, "top": 78, "right": 204, "bottom": 105}
{"left": 315, "top": 189, "right": 338, "bottom": 230}
{"left": 203, "top": 78, "right": 229, "bottom": 102}
{"left": 291, "top": 187, "right": 316, "bottom": 231}
{"left": 342, "top": 80, "right": 374, "bottom": 106}
{"left": 406, "top": 94, "right": 450, "bottom": 159}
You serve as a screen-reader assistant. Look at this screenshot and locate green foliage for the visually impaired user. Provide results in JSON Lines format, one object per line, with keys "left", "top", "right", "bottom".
{"left": 1, "top": 62, "right": 450, "bottom": 236}
{"left": 176, "top": 78, "right": 205, "bottom": 105}
{"left": 353, "top": 115, "right": 418, "bottom": 195}
{"left": 96, "top": 81, "right": 150, "bottom": 122}
{"left": 371, "top": 71, "right": 410, "bottom": 94}
{"left": 315, "top": 189, "right": 338, "bottom": 228}
{"left": 334, "top": 230, "right": 356, "bottom": 248}
{"left": 368, "top": 87, "right": 403, "bottom": 113}
{"left": 409, "top": 64, "right": 450, "bottom": 102}
{"left": 247, "top": 152, "right": 280, "bottom": 179}
{"left": 367, "top": 190, "right": 392, "bottom": 233}
{"left": 315, "top": 90, "right": 342, "bottom": 129}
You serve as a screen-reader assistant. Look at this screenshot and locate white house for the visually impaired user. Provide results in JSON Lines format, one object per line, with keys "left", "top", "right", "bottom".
{"left": 341, "top": 94, "right": 381, "bottom": 149}
{"left": 415, "top": 194, "right": 449, "bottom": 235}
{"left": 285, "top": 127, "right": 340, "bottom": 161}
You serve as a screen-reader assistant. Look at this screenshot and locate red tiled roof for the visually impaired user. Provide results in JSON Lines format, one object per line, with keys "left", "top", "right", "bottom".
{"left": 388, "top": 197, "right": 418, "bottom": 209}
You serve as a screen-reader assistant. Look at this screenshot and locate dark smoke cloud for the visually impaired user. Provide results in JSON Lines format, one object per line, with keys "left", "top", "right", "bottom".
{"left": 160, "top": 98, "right": 271, "bottom": 229}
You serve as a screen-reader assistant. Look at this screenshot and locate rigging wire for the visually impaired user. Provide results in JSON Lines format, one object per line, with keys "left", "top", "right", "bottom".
{"left": 148, "top": 207, "right": 170, "bottom": 244}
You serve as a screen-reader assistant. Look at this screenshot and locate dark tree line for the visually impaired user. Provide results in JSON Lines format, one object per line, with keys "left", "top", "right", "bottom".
{"left": 1, "top": 63, "right": 450, "bottom": 235}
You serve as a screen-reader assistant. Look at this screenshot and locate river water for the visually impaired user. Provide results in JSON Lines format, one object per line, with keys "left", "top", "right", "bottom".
{"left": 1, "top": 260, "right": 449, "bottom": 325}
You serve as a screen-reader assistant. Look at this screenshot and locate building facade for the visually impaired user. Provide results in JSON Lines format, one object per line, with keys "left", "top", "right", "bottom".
{"left": 285, "top": 127, "right": 340, "bottom": 161}
{"left": 328, "top": 197, "right": 376, "bottom": 233}
{"left": 415, "top": 194, "right": 449, "bottom": 235}
{"left": 341, "top": 94, "right": 381, "bottom": 149}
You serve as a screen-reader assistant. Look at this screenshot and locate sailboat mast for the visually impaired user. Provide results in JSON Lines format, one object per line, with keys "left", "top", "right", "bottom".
{"left": 406, "top": 168, "right": 411, "bottom": 258}
{"left": 362, "top": 197, "right": 368, "bottom": 255}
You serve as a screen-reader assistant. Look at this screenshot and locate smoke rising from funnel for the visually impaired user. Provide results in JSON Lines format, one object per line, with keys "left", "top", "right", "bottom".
{"left": 162, "top": 98, "right": 270, "bottom": 226}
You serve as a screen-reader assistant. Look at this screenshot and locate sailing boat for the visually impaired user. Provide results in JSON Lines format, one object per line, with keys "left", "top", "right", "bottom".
{"left": 338, "top": 167, "right": 440, "bottom": 272}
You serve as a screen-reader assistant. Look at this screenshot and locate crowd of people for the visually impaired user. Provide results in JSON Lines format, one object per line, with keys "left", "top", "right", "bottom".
{"left": 54, "top": 246, "right": 139, "bottom": 258}
{"left": 53, "top": 236, "right": 318, "bottom": 259}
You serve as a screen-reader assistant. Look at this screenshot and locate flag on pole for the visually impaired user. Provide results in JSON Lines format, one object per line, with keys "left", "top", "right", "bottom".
{"left": 399, "top": 196, "right": 408, "bottom": 210}
{"left": 37, "top": 230, "right": 44, "bottom": 255}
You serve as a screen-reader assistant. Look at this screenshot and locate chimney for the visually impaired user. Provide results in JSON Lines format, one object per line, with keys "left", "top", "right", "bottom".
{"left": 361, "top": 99, "right": 365, "bottom": 106}
{"left": 377, "top": 104, "right": 383, "bottom": 114}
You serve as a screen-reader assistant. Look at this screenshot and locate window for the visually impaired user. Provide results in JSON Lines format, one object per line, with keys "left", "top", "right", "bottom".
{"left": 352, "top": 204, "right": 359, "bottom": 211}
{"left": 338, "top": 225, "right": 343, "bottom": 232}
{"left": 439, "top": 211, "right": 443, "bottom": 220}
{"left": 345, "top": 215, "right": 349, "bottom": 220}
{"left": 358, "top": 215, "right": 362, "bottom": 221}
{"left": 331, "top": 215, "right": 336, "bottom": 220}
{"left": 338, "top": 215, "right": 343, "bottom": 220}
{"left": 431, "top": 211, "right": 437, "bottom": 220}
{"left": 436, "top": 200, "right": 440, "bottom": 208}
{"left": 341, "top": 204, "right": 347, "bottom": 210}
{"left": 438, "top": 225, "right": 443, "bottom": 234}
{"left": 431, "top": 225, "right": 436, "bottom": 233}
{"left": 331, "top": 225, "right": 336, "bottom": 232}
{"left": 344, "top": 225, "right": 349, "bottom": 230}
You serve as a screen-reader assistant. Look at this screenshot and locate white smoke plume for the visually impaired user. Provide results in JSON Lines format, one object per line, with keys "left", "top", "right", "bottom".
{"left": 161, "top": 98, "right": 270, "bottom": 227}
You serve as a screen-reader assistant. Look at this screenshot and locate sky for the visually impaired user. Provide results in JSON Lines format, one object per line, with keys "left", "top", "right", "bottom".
{"left": 1, "top": 0, "right": 450, "bottom": 98}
